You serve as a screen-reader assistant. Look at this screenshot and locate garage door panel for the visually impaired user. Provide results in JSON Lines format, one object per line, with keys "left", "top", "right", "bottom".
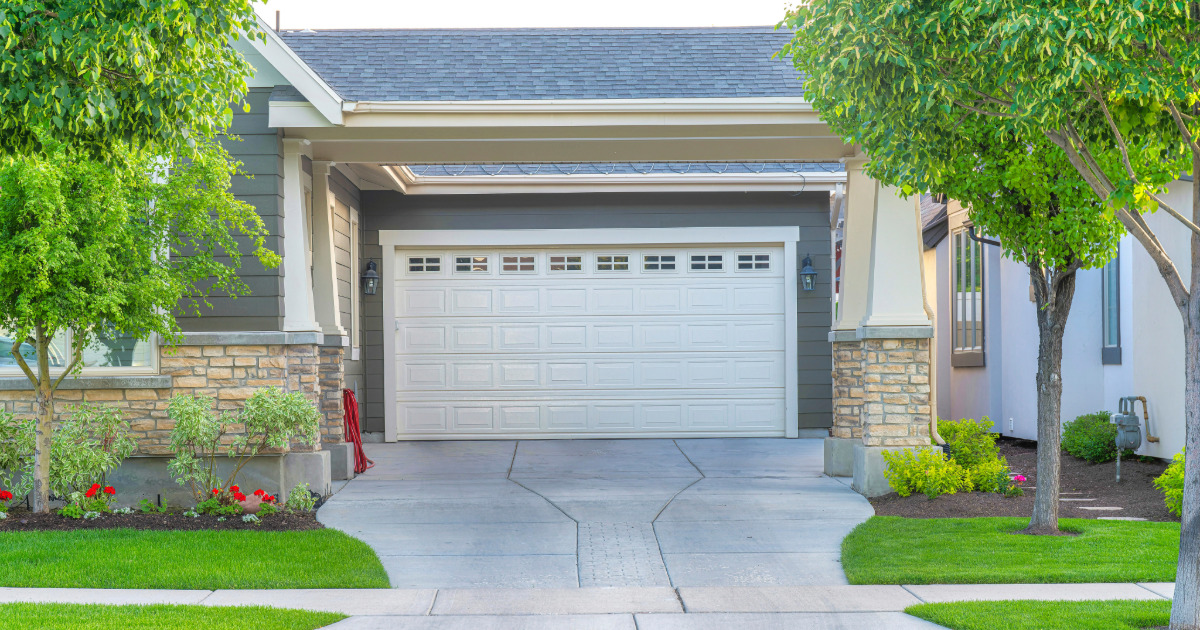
{"left": 397, "top": 353, "right": 784, "bottom": 391}
{"left": 394, "top": 245, "right": 788, "bottom": 439}
{"left": 397, "top": 319, "right": 785, "bottom": 354}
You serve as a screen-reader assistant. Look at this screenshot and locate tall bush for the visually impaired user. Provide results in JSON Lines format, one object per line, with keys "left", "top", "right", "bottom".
{"left": 940, "top": 418, "right": 1001, "bottom": 470}
{"left": 49, "top": 405, "right": 136, "bottom": 504}
{"left": 0, "top": 412, "right": 34, "bottom": 506}
{"left": 1062, "top": 411, "right": 1129, "bottom": 463}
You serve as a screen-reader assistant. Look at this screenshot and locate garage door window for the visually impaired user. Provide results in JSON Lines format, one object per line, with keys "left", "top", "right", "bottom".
{"left": 596, "top": 255, "right": 630, "bottom": 271}
{"left": 690, "top": 254, "right": 723, "bottom": 271}
{"left": 549, "top": 254, "right": 583, "bottom": 272}
{"left": 643, "top": 254, "right": 676, "bottom": 271}
{"left": 455, "top": 256, "right": 490, "bottom": 273}
{"left": 501, "top": 255, "right": 536, "bottom": 273}
{"left": 408, "top": 256, "right": 441, "bottom": 272}
{"left": 737, "top": 253, "right": 771, "bottom": 271}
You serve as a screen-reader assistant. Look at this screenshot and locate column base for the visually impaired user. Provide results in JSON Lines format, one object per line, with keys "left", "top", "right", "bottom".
{"left": 281, "top": 450, "right": 332, "bottom": 497}
{"left": 325, "top": 442, "right": 356, "bottom": 481}
{"left": 824, "top": 437, "right": 856, "bottom": 477}
{"left": 852, "top": 444, "right": 907, "bottom": 497}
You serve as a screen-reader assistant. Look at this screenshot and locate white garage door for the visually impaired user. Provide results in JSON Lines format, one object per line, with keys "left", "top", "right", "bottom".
{"left": 391, "top": 243, "right": 790, "bottom": 438}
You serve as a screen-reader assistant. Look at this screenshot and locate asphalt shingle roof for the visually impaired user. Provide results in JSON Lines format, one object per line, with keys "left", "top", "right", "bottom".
{"left": 276, "top": 27, "right": 804, "bottom": 102}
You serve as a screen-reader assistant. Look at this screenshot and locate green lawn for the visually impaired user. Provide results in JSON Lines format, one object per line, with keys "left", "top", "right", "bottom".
{"left": 0, "top": 529, "right": 390, "bottom": 589}
{"left": 906, "top": 600, "right": 1172, "bottom": 630}
{"left": 0, "top": 603, "right": 344, "bottom": 630}
{"left": 843, "top": 516, "right": 1179, "bottom": 584}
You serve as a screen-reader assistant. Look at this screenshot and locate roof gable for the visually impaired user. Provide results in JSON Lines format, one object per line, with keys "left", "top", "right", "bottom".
{"left": 277, "top": 27, "right": 804, "bottom": 102}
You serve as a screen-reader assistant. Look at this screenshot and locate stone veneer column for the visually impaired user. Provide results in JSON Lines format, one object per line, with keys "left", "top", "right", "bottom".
{"left": 317, "top": 346, "right": 345, "bottom": 444}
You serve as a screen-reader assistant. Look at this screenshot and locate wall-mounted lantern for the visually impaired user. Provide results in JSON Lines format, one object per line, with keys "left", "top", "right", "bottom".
{"left": 362, "top": 260, "right": 380, "bottom": 295}
{"left": 800, "top": 255, "right": 818, "bottom": 292}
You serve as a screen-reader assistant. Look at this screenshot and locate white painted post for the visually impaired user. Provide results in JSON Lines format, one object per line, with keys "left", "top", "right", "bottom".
{"left": 281, "top": 138, "right": 320, "bottom": 333}
{"left": 310, "top": 161, "right": 347, "bottom": 341}
{"left": 859, "top": 184, "right": 933, "bottom": 329}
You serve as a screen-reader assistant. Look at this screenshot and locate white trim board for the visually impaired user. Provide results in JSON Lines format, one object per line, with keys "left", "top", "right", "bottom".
{"left": 380, "top": 227, "right": 802, "bottom": 442}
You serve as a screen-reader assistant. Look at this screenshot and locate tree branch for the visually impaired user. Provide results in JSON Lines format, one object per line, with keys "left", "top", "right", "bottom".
{"left": 9, "top": 344, "right": 37, "bottom": 386}
{"left": 1165, "top": 101, "right": 1200, "bottom": 155}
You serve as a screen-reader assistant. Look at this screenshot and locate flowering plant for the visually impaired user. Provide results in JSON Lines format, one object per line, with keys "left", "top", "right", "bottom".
{"left": 0, "top": 488, "right": 12, "bottom": 515}
{"left": 59, "top": 484, "right": 117, "bottom": 519}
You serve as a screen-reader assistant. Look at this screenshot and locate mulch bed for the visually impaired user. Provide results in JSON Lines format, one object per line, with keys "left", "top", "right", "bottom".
{"left": 0, "top": 510, "right": 325, "bottom": 532}
{"left": 871, "top": 438, "right": 1177, "bottom": 522}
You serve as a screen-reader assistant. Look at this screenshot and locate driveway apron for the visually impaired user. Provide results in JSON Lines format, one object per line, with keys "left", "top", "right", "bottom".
{"left": 317, "top": 438, "right": 873, "bottom": 588}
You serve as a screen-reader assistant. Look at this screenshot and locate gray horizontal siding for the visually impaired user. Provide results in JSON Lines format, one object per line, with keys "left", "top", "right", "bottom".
{"left": 178, "top": 87, "right": 284, "bottom": 332}
{"left": 358, "top": 191, "right": 833, "bottom": 435}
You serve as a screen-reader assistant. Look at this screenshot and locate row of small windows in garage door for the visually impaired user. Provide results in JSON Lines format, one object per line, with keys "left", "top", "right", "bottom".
{"left": 406, "top": 252, "right": 772, "bottom": 274}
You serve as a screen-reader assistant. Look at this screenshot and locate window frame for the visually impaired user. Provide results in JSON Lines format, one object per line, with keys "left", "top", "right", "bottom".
{"left": 950, "top": 228, "right": 985, "bottom": 367}
{"left": 688, "top": 252, "right": 725, "bottom": 272}
{"left": 595, "top": 253, "right": 632, "bottom": 273}
{"left": 1101, "top": 249, "right": 1122, "bottom": 365}
{"left": 0, "top": 328, "right": 160, "bottom": 377}
{"left": 735, "top": 252, "right": 772, "bottom": 272}
{"left": 547, "top": 253, "right": 585, "bottom": 273}
{"left": 642, "top": 253, "right": 678, "bottom": 273}
{"left": 499, "top": 253, "right": 538, "bottom": 274}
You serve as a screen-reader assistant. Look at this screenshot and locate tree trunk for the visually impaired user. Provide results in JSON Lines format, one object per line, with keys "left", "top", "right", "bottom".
{"left": 30, "top": 325, "right": 53, "bottom": 514}
{"left": 1026, "top": 265, "right": 1076, "bottom": 535}
{"left": 1168, "top": 152, "right": 1200, "bottom": 630}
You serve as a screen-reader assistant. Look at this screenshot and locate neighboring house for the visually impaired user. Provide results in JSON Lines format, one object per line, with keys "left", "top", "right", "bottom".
{"left": 922, "top": 185, "right": 1191, "bottom": 460}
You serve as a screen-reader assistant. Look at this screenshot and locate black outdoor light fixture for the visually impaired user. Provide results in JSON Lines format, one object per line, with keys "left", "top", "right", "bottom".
{"left": 362, "top": 260, "right": 380, "bottom": 295}
{"left": 800, "top": 255, "right": 818, "bottom": 291}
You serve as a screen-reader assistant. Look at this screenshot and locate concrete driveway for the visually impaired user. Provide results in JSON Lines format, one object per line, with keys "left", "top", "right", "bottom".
{"left": 317, "top": 438, "right": 873, "bottom": 589}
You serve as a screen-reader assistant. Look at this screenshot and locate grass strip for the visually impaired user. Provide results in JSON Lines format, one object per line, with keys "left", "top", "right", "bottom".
{"left": 843, "top": 516, "right": 1179, "bottom": 584}
{"left": 0, "top": 529, "right": 390, "bottom": 589}
{"left": 906, "top": 600, "right": 1172, "bottom": 630}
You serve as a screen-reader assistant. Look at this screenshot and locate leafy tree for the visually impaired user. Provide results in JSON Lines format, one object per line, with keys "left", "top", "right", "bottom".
{"left": 0, "top": 0, "right": 264, "bottom": 159}
{"left": 781, "top": 3, "right": 1200, "bottom": 627}
{"left": 0, "top": 139, "right": 280, "bottom": 513}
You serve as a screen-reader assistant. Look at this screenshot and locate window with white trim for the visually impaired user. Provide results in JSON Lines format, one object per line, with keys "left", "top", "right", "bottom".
{"left": 455, "top": 255, "right": 490, "bottom": 273}
{"left": 548, "top": 255, "right": 583, "bottom": 272}
{"left": 408, "top": 256, "right": 441, "bottom": 272}
{"left": 0, "top": 327, "right": 156, "bottom": 374}
{"left": 737, "top": 253, "right": 771, "bottom": 270}
{"left": 951, "top": 229, "right": 985, "bottom": 367}
{"left": 643, "top": 254, "right": 676, "bottom": 271}
{"left": 690, "top": 254, "right": 723, "bottom": 271}
{"left": 501, "top": 255, "right": 536, "bottom": 273}
{"left": 1102, "top": 250, "right": 1121, "bottom": 364}
{"left": 596, "top": 255, "right": 630, "bottom": 271}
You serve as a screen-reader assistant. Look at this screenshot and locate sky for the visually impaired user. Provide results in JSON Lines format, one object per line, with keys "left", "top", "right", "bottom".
{"left": 255, "top": 0, "right": 795, "bottom": 30}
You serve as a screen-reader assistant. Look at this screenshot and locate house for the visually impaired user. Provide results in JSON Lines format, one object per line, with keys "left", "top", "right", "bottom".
{"left": 922, "top": 184, "right": 1192, "bottom": 460}
{"left": 0, "top": 22, "right": 940, "bottom": 499}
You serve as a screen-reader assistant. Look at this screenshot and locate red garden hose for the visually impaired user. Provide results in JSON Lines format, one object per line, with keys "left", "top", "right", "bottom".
{"left": 342, "top": 389, "right": 374, "bottom": 474}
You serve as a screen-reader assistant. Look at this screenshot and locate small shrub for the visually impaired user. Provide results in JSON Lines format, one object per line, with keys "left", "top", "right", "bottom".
{"left": 168, "top": 389, "right": 321, "bottom": 503}
{"left": 0, "top": 412, "right": 33, "bottom": 506}
{"left": 940, "top": 418, "right": 1000, "bottom": 470}
{"left": 51, "top": 405, "right": 136, "bottom": 502}
{"left": 285, "top": 482, "right": 318, "bottom": 512}
{"left": 1062, "top": 411, "right": 1131, "bottom": 463}
{"left": 138, "top": 498, "right": 167, "bottom": 514}
{"left": 882, "top": 447, "right": 972, "bottom": 499}
{"left": 194, "top": 495, "right": 242, "bottom": 516}
{"left": 1155, "top": 449, "right": 1184, "bottom": 518}
{"left": 969, "top": 457, "right": 1024, "bottom": 497}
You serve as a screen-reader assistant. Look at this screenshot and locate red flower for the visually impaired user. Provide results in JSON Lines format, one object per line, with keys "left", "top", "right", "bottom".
{"left": 230, "top": 485, "right": 240, "bottom": 493}
{"left": 90, "top": 483, "right": 100, "bottom": 491}
{"left": 84, "top": 487, "right": 97, "bottom": 498}
{"left": 233, "top": 492, "right": 247, "bottom": 502}
{"left": 103, "top": 486, "right": 115, "bottom": 495}
{"left": 253, "top": 489, "right": 265, "bottom": 497}
{"left": 212, "top": 488, "right": 220, "bottom": 494}
{"left": 0, "top": 490, "right": 12, "bottom": 501}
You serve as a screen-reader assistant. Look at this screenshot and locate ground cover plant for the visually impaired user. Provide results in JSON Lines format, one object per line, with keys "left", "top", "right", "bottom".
{"left": 0, "top": 603, "right": 344, "bottom": 630}
{"left": 0, "top": 529, "right": 390, "bottom": 589}
{"left": 842, "top": 517, "right": 1178, "bottom": 585}
{"left": 905, "top": 600, "right": 1171, "bottom": 630}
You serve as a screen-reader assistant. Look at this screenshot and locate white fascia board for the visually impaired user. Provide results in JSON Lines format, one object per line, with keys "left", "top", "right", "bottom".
{"left": 399, "top": 172, "right": 846, "bottom": 195}
{"left": 269, "top": 101, "right": 337, "bottom": 128}
{"left": 247, "top": 17, "right": 344, "bottom": 125}
{"left": 345, "top": 97, "right": 813, "bottom": 114}
{"left": 379, "top": 226, "right": 800, "bottom": 248}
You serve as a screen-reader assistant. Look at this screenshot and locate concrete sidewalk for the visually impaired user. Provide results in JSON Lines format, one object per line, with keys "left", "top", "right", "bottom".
{"left": 0, "top": 583, "right": 1176, "bottom": 629}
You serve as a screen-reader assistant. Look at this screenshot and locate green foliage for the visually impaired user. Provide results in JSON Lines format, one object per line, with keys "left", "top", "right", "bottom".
{"left": 168, "top": 390, "right": 319, "bottom": 503}
{"left": 137, "top": 499, "right": 166, "bottom": 515}
{"left": 258, "top": 502, "right": 278, "bottom": 517}
{"left": 1062, "top": 411, "right": 1129, "bottom": 463}
{"left": 194, "top": 497, "right": 241, "bottom": 517}
{"left": 882, "top": 447, "right": 972, "bottom": 499}
{"left": 0, "top": 411, "right": 33, "bottom": 505}
{"left": 0, "top": 0, "right": 265, "bottom": 160}
{"left": 50, "top": 406, "right": 134, "bottom": 501}
{"left": 285, "top": 483, "right": 318, "bottom": 513}
{"left": 969, "top": 457, "right": 1023, "bottom": 497}
{"left": 1156, "top": 450, "right": 1185, "bottom": 518}
{"left": 57, "top": 504, "right": 83, "bottom": 519}
{"left": 940, "top": 418, "right": 1001, "bottom": 470}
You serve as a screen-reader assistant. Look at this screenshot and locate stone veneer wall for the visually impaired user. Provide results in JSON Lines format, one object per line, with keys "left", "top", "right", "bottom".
{"left": 831, "top": 338, "right": 932, "bottom": 447}
{"left": 0, "top": 342, "right": 346, "bottom": 456}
